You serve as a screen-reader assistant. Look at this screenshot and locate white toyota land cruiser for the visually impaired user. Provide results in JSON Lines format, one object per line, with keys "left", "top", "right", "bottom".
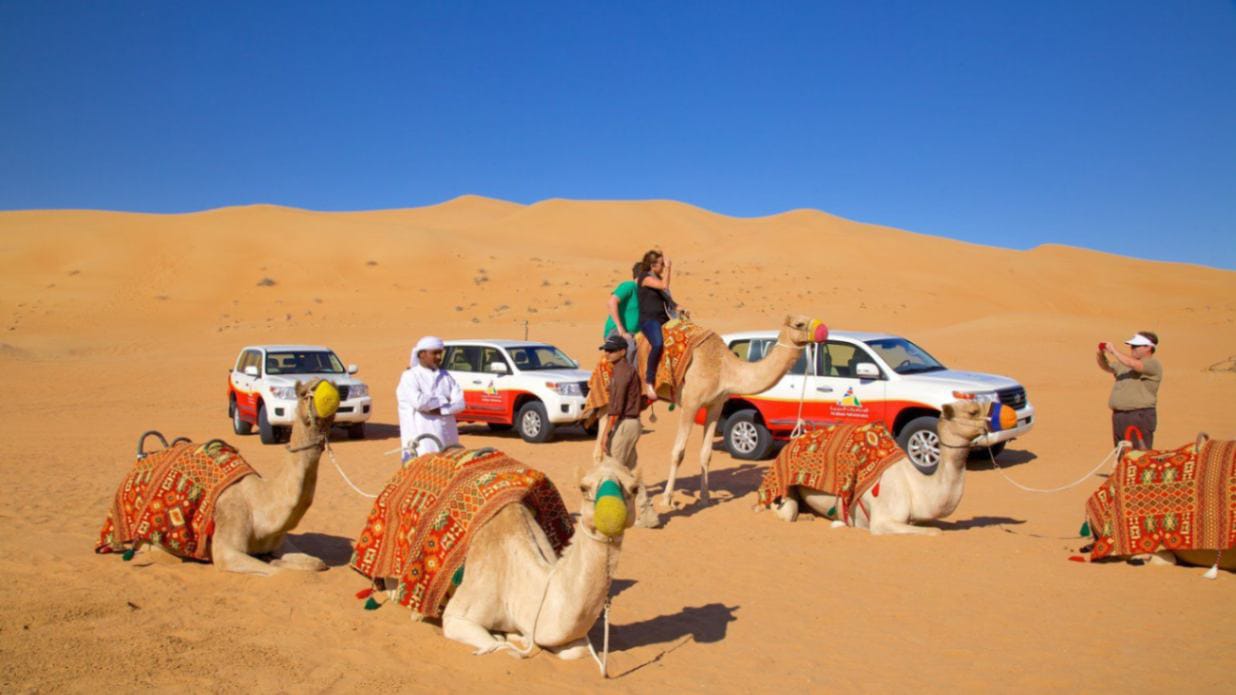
{"left": 227, "top": 344, "right": 373, "bottom": 444}
{"left": 442, "top": 339, "right": 593, "bottom": 443}
{"left": 708, "top": 330, "right": 1035, "bottom": 465}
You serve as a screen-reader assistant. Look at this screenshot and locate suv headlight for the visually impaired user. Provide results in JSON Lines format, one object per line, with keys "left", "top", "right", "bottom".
{"left": 349, "top": 383, "right": 369, "bottom": 398}
{"left": 550, "top": 382, "right": 583, "bottom": 397}
{"left": 270, "top": 386, "right": 296, "bottom": 400}
{"left": 952, "top": 390, "right": 999, "bottom": 404}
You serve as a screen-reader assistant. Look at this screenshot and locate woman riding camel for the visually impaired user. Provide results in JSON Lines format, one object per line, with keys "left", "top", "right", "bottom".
{"left": 636, "top": 249, "right": 678, "bottom": 400}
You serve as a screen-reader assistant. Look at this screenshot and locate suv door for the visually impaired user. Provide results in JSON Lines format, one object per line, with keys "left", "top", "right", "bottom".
{"left": 232, "top": 349, "right": 263, "bottom": 421}
{"left": 444, "top": 345, "right": 501, "bottom": 422}
{"left": 804, "top": 340, "right": 886, "bottom": 426}
{"left": 736, "top": 337, "right": 815, "bottom": 430}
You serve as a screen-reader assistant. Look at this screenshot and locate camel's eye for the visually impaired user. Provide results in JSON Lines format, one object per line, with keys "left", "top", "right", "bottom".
{"left": 579, "top": 484, "right": 589, "bottom": 494}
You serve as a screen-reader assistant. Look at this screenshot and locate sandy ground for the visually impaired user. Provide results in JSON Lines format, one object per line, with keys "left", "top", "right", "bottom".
{"left": 2, "top": 196, "right": 1234, "bottom": 693}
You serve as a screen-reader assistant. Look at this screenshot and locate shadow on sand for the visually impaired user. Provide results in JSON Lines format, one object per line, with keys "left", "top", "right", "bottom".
{"left": 589, "top": 602, "right": 740, "bottom": 677}
{"left": 652, "top": 463, "right": 765, "bottom": 524}
{"left": 928, "top": 515, "right": 1026, "bottom": 532}
{"left": 287, "top": 532, "right": 356, "bottom": 567}
{"left": 967, "top": 447, "right": 1037, "bottom": 470}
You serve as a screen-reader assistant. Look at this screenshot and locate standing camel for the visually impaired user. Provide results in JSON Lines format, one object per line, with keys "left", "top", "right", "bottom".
{"left": 662, "top": 314, "right": 826, "bottom": 506}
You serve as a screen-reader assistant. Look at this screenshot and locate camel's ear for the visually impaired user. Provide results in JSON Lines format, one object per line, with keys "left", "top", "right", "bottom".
{"left": 783, "top": 314, "right": 794, "bottom": 327}
{"left": 295, "top": 380, "right": 308, "bottom": 397}
{"left": 942, "top": 404, "right": 955, "bottom": 420}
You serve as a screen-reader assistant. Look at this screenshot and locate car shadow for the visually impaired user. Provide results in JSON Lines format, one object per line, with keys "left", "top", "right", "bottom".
{"left": 338, "top": 421, "right": 400, "bottom": 442}
{"left": 967, "top": 447, "right": 1036, "bottom": 470}
{"left": 286, "top": 532, "right": 355, "bottom": 567}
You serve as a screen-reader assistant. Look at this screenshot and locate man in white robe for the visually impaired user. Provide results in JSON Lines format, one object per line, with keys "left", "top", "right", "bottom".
{"left": 396, "top": 336, "right": 466, "bottom": 460}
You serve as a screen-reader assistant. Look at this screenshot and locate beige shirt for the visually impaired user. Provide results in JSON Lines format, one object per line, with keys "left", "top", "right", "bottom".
{"left": 1108, "top": 356, "right": 1162, "bottom": 411}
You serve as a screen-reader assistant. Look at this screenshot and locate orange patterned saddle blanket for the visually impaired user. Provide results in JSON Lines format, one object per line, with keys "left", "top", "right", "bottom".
{"left": 349, "top": 448, "right": 575, "bottom": 618}
{"left": 585, "top": 320, "right": 715, "bottom": 414}
{"left": 96, "top": 440, "right": 256, "bottom": 561}
{"left": 757, "top": 423, "right": 904, "bottom": 524}
{"left": 1086, "top": 438, "right": 1236, "bottom": 560}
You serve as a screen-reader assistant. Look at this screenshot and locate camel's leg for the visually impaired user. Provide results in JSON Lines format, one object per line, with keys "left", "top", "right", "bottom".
{"left": 868, "top": 521, "right": 940, "bottom": 536}
{"left": 634, "top": 481, "right": 660, "bottom": 528}
{"left": 774, "top": 491, "right": 800, "bottom": 523}
{"left": 213, "top": 543, "right": 278, "bottom": 575}
{"left": 548, "top": 638, "right": 590, "bottom": 660}
{"left": 696, "top": 402, "right": 725, "bottom": 505}
{"left": 271, "top": 536, "right": 327, "bottom": 571}
{"left": 442, "top": 615, "right": 517, "bottom": 656}
{"left": 662, "top": 403, "right": 696, "bottom": 506}
{"left": 799, "top": 488, "right": 841, "bottom": 520}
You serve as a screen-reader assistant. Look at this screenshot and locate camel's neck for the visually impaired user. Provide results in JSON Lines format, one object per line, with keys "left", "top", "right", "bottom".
{"left": 262, "top": 422, "right": 325, "bottom": 536}
{"left": 724, "top": 334, "right": 804, "bottom": 396}
{"left": 533, "top": 525, "right": 621, "bottom": 646}
{"left": 915, "top": 426, "right": 973, "bottom": 518}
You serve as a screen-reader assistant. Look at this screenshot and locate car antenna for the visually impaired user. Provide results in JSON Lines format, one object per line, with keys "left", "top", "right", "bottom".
{"left": 524, "top": 320, "right": 529, "bottom": 341}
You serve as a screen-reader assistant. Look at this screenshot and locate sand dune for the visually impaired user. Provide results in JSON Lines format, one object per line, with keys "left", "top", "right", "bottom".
{"left": 2, "top": 197, "right": 1234, "bottom": 691}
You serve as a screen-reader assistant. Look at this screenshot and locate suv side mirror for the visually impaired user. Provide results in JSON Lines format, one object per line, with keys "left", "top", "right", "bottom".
{"left": 488, "top": 362, "right": 509, "bottom": 374}
{"left": 347, "top": 364, "right": 359, "bottom": 374}
{"left": 855, "top": 362, "right": 880, "bottom": 379}
{"left": 244, "top": 365, "right": 260, "bottom": 377}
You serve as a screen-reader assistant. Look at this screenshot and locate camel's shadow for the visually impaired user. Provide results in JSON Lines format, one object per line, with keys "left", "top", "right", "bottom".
{"left": 342, "top": 422, "right": 401, "bottom": 442}
{"left": 927, "top": 516, "right": 1025, "bottom": 531}
{"left": 590, "top": 602, "right": 739, "bottom": 653}
{"left": 652, "top": 463, "right": 765, "bottom": 523}
{"left": 287, "top": 532, "right": 355, "bottom": 567}
{"left": 967, "top": 447, "right": 1036, "bottom": 470}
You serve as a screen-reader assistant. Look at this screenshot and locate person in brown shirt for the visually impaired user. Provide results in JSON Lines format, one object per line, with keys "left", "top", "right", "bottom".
{"left": 600, "top": 334, "right": 659, "bottom": 527}
{"left": 1096, "top": 331, "right": 1163, "bottom": 449}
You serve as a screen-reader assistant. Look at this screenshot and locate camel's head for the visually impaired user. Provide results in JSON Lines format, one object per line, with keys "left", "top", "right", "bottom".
{"left": 294, "top": 378, "right": 340, "bottom": 433}
{"left": 781, "top": 314, "right": 829, "bottom": 347}
{"left": 576, "top": 457, "right": 638, "bottom": 539}
{"left": 939, "top": 398, "right": 1016, "bottom": 442}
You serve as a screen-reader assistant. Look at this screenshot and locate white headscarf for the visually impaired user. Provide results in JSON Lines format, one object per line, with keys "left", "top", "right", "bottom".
{"left": 411, "top": 335, "right": 446, "bottom": 367}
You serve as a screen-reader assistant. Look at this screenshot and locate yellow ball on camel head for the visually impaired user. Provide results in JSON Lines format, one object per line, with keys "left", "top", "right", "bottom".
{"left": 593, "top": 479, "right": 627, "bottom": 537}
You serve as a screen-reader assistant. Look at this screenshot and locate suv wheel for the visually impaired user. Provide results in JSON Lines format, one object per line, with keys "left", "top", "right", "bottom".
{"left": 724, "top": 410, "right": 773, "bottom": 460}
{"left": 231, "top": 397, "right": 253, "bottom": 435}
{"left": 897, "top": 415, "right": 941, "bottom": 470}
{"left": 516, "top": 401, "right": 554, "bottom": 443}
{"left": 258, "top": 403, "right": 280, "bottom": 445}
{"left": 348, "top": 422, "right": 366, "bottom": 440}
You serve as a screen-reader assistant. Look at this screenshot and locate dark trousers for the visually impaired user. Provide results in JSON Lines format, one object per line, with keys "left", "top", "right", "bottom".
{"left": 1113, "top": 408, "right": 1156, "bottom": 450}
{"left": 639, "top": 319, "right": 665, "bottom": 386}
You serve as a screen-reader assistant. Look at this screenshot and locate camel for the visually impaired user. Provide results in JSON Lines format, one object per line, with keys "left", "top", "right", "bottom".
{"left": 200, "top": 379, "right": 338, "bottom": 575}
{"left": 660, "top": 314, "right": 826, "bottom": 506}
{"left": 772, "top": 399, "right": 990, "bottom": 535}
{"left": 441, "top": 456, "right": 638, "bottom": 658}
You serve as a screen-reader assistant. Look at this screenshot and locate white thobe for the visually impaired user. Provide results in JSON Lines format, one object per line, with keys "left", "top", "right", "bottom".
{"left": 396, "top": 365, "right": 466, "bottom": 455}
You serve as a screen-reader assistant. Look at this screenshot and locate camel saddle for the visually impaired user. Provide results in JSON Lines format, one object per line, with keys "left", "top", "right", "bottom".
{"left": 1086, "top": 436, "right": 1236, "bottom": 560}
{"left": 757, "top": 423, "right": 903, "bottom": 525}
{"left": 349, "top": 447, "right": 575, "bottom": 618}
{"left": 96, "top": 440, "right": 256, "bottom": 561}
{"left": 584, "top": 319, "right": 716, "bottom": 417}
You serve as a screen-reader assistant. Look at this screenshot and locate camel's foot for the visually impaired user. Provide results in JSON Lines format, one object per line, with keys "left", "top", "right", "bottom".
{"left": 870, "top": 521, "right": 940, "bottom": 537}
{"left": 443, "top": 616, "right": 515, "bottom": 656}
{"left": 549, "top": 638, "right": 590, "bottom": 661}
{"left": 1129, "top": 551, "right": 1177, "bottom": 567}
{"left": 272, "top": 552, "right": 327, "bottom": 572}
{"left": 774, "top": 498, "right": 800, "bottom": 523}
{"left": 635, "top": 506, "right": 662, "bottom": 529}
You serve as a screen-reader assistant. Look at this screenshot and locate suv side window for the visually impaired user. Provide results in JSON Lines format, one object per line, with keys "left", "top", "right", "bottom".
{"left": 444, "top": 345, "right": 481, "bottom": 372}
{"left": 239, "top": 350, "right": 261, "bottom": 374}
{"left": 751, "top": 338, "right": 810, "bottom": 376}
{"left": 729, "top": 340, "right": 751, "bottom": 361}
{"left": 480, "top": 347, "right": 510, "bottom": 373}
{"left": 819, "top": 341, "right": 882, "bottom": 379}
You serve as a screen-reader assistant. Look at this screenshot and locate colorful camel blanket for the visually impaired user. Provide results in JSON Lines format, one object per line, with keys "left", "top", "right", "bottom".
{"left": 96, "top": 440, "right": 256, "bottom": 561}
{"left": 757, "top": 423, "right": 904, "bottom": 524}
{"left": 1086, "top": 437, "right": 1236, "bottom": 560}
{"left": 584, "top": 319, "right": 715, "bottom": 415}
{"left": 350, "top": 447, "right": 575, "bottom": 618}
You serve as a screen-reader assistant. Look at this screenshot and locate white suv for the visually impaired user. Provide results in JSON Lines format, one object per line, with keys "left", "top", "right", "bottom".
{"left": 709, "top": 330, "right": 1035, "bottom": 465}
{"left": 442, "top": 340, "right": 593, "bottom": 443}
{"left": 227, "top": 344, "right": 373, "bottom": 444}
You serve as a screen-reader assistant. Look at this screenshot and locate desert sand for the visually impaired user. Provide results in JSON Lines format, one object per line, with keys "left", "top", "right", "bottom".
{"left": 2, "top": 196, "right": 1234, "bottom": 692}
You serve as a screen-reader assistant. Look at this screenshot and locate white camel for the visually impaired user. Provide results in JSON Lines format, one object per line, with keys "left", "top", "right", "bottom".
{"left": 441, "top": 456, "right": 637, "bottom": 658}
{"left": 773, "top": 399, "right": 989, "bottom": 535}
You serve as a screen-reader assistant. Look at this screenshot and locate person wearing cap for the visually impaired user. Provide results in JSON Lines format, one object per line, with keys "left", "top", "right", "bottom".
{"left": 602, "top": 261, "right": 643, "bottom": 366}
{"left": 599, "top": 333, "right": 659, "bottom": 527}
{"left": 1096, "top": 331, "right": 1162, "bottom": 449}
{"left": 396, "top": 336, "right": 466, "bottom": 460}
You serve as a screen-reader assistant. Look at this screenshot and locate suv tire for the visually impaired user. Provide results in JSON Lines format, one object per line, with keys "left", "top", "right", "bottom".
{"left": 258, "top": 403, "right": 281, "bottom": 445}
{"left": 724, "top": 410, "right": 773, "bottom": 460}
{"left": 348, "top": 422, "right": 366, "bottom": 440}
{"left": 231, "top": 397, "right": 253, "bottom": 435}
{"left": 897, "top": 415, "right": 941, "bottom": 469}
{"left": 516, "top": 401, "right": 554, "bottom": 443}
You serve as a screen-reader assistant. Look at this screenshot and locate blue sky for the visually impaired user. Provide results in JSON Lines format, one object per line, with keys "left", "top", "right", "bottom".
{"left": 2, "top": 1, "right": 1234, "bottom": 268}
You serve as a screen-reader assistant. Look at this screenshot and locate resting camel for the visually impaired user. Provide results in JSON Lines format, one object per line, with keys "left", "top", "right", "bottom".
{"left": 442, "top": 456, "right": 637, "bottom": 658}
{"left": 773, "top": 399, "right": 990, "bottom": 535}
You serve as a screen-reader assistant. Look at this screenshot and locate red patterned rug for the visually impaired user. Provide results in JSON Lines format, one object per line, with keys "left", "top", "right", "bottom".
{"left": 757, "top": 423, "right": 904, "bottom": 524}
{"left": 96, "top": 440, "right": 256, "bottom": 561}
{"left": 350, "top": 448, "right": 575, "bottom": 618}
{"left": 585, "top": 320, "right": 715, "bottom": 414}
{"left": 1086, "top": 438, "right": 1236, "bottom": 560}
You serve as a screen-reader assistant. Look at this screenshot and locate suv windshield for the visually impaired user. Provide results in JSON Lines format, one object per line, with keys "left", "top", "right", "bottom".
{"left": 506, "top": 346, "right": 578, "bottom": 371}
{"left": 863, "top": 338, "right": 946, "bottom": 375}
{"left": 265, "top": 351, "right": 345, "bottom": 375}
